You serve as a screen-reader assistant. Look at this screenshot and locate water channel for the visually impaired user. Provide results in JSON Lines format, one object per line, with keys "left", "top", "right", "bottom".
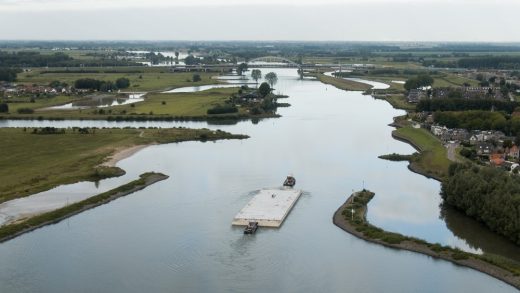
{"left": 0, "top": 68, "right": 517, "bottom": 292}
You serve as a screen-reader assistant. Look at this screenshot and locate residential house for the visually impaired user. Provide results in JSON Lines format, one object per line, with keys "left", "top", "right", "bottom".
{"left": 407, "top": 89, "right": 426, "bottom": 103}
{"left": 489, "top": 153, "right": 505, "bottom": 166}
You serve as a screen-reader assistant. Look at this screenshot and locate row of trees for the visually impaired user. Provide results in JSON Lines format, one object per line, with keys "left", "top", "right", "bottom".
{"left": 442, "top": 163, "right": 520, "bottom": 245}
{"left": 458, "top": 56, "right": 520, "bottom": 69}
{"left": 417, "top": 98, "right": 519, "bottom": 114}
{"left": 434, "top": 110, "right": 520, "bottom": 136}
{"left": 0, "top": 68, "right": 20, "bottom": 82}
{"left": 0, "top": 51, "right": 140, "bottom": 67}
{"left": 74, "top": 78, "right": 130, "bottom": 92}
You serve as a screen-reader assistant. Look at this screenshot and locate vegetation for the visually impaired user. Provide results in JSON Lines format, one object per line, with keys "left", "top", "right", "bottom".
{"left": 74, "top": 77, "right": 130, "bottom": 92}
{"left": 17, "top": 69, "right": 221, "bottom": 92}
{"left": 0, "top": 68, "right": 20, "bottom": 82}
{"left": 404, "top": 74, "right": 434, "bottom": 91}
{"left": 265, "top": 72, "right": 278, "bottom": 88}
{"left": 315, "top": 73, "right": 372, "bottom": 91}
{"left": 458, "top": 56, "right": 520, "bottom": 69}
{"left": 417, "top": 98, "right": 519, "bottom": 113}
{"left": 0, "top": 172, "right": 168, "bottom": 243}
{"left": 336, "top": 190, "right": 520, "bottom": 287}
{"left": 433, "top": 110, "right": 520, "bottom": 136}
{"left": 0, "top": 51, "right": 140, "bottom": 67}
{"left": 378, "top": 153, "right": 413, "bottom": 161}
{"left": 258, "top": 82, "right": 271, "bottom": 97}
{"left": 442, "top": 163, "right": 520, "bottom": 245}
{"left": 0, "top": 127, "right": 247, "bottom": 203}
{"left": 393, "top": 126, "right": 450, "bottom": 179}
{"left": 251, "top": 69, "right": 262, "bottom": 84}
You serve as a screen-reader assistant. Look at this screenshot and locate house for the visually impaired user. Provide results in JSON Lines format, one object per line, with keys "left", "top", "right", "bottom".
{"left": 489, "top": 153, "right": 505, "bottom": 166}
{"left": 407, "top": 89, "right": 426, "bottom": 103}
{"left": 476, "top": 142, "right": 494, "bottom": 156}
{"left": 508, "top": 145, "right": 520, "bottom": 160}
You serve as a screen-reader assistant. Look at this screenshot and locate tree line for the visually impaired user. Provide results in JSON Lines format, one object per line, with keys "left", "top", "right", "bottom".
{"left": 0, "top": 52, "right": 141, "bottom": 67}
{"left": 74, "top": 78, "right": 130, "bottom": 92}
{"left": 417, "top": 98, "right": 519, "bottom": 114}
{"left": 0, "top": 68, "right": 20, "bottom": 82}
{"left": 442, "top": 163, "right": 520, "bottom": 245}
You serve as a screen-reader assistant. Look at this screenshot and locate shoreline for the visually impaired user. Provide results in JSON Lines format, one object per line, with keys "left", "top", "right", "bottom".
{"left": 101, "top": 144, "right": 154, "bottom": 167}
{"left": 333, "top": 192, "right": 520, "bottom": 290}
{"left": 0, "top": 172, "right": 169, "bottom": 243}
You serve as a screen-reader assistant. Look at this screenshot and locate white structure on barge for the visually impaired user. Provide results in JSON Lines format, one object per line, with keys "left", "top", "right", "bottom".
{"left": 232, "top": 188, "right": 303, "bottom": 228}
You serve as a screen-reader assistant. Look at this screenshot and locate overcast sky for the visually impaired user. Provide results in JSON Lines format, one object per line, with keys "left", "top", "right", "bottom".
{"left": 0, "top": 0, "right": 518, "bottom": 41}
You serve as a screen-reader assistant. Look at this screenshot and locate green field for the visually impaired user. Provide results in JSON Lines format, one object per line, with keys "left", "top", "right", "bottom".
{"left": 117, "top": 88, "right": 243, "bottom": 116}
{"left": 315, "top": 73, "right": 372, "bottom": 91}
{"left": 2, "top": 88, "right": 248, "bottom": 120}
{"left": 433, "top": 73, "right": 480, "bottom": 88}
{"left": 5, "top": 95, "right": 80, "bottom": 112}
{"left": 18, "top": 69, "right": 222, "bottom": 92}
{"left": 393, "top": 126, "right": 450, "bottom": 179}
{"left": 0, "top": 127, "right": 246, "bottom": 203}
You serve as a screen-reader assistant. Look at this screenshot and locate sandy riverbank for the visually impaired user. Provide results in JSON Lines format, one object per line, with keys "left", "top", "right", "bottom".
{"left": 333, "top": 192, "right": 520, "bottom": 290}
{"left": 102, "top": 144, "right": 154, "bottom": 167}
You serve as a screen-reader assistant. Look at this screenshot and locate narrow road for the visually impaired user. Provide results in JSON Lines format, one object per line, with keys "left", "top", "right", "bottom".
{"left": 446, "top": 142, "right": 460, "bottom": 162}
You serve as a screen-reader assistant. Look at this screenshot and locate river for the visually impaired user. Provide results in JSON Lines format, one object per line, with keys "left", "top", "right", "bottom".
{"left": 0, "top": 68, "right": 517, "bottom": 292}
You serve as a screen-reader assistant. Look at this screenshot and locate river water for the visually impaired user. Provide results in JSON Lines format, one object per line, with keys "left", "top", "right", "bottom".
{"left": 0, "top": 68, "right": 517, "bottom": 292}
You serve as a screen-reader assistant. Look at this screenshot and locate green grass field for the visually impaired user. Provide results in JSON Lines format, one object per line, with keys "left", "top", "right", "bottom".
{"left": 18, "top": 69, "right": 222, "bottom": 92}
{"left": 393, "top": 126, "right": 450, "bottom": 179}
{"left": 6, "top": 95, "right": 79, "bottom": 112}
{"left": 0, "top": 127, "right": 246, "bottom": 203}
{"left": 316, "top": 73, "right": 372, "bottom": 91}
{"left": 117, "top": 88, "right": 243, "bottom": 116}
{"left": 2, "top": 88, "right": 244, "bottom": 120}
{"left": 433, "top": 73, "right": 480, "bottom": 88}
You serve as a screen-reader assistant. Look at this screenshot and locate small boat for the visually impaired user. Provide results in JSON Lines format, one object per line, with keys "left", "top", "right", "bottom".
{"left": 283, "top": 175, "right": 296, "bottom": 188}
{"left": 244, "top": 221, "right": 258, "bottom": 234}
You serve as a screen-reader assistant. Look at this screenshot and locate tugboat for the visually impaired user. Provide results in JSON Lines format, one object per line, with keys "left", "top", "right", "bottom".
{"left": 244, "top": 221, "right": 258, "bottom": 234}
{"left": 283, "top": 175, "right": 296, "bottom": 188}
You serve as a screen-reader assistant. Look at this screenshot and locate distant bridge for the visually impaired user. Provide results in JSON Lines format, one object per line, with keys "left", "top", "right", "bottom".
{"left": 167, "top": 56, "right": 376, "bottom": 72}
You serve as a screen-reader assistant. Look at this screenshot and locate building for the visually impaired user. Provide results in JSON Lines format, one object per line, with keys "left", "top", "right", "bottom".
{"left": 407, "top": 89, "right": 426, "bottom": 103}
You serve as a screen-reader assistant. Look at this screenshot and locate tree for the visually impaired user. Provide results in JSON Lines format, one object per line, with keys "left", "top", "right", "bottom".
{"left": 192, "top": 74, "right": 201, "bottom": 82}
{"left": 258, "top": 82, "right": 271, "bottom": 97}
{"left": 0, "top": 103, "right": 8, "bottom": 113}
{"left": 265, "top": 72, "right": 278, "bottom": 88}
{"left": 236, "top": 63, "right": 248, "bottom": 76}
{"left": 175, "top": 51, "right": 179, "bottom": 60}
{"left": 115, "top": 77, "right": 130, "bottom": 89}
{"left": 404, "top": 74, "right": 433, "bottom": 91}
{"left": 251, "top": 69, "right": 262, "bottom": 85}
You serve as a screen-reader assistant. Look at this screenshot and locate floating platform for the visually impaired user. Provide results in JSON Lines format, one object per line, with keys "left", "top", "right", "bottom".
{"left": 232, "top": 188, "right": 303, "bottom": 228}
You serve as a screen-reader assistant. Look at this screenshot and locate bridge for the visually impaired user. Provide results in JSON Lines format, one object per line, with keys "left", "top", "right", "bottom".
{"left": 247, "top": 56, "right": 301, "bottom": 68}
{"left": 167, "top": 56, "right": 377, "bottom": 72}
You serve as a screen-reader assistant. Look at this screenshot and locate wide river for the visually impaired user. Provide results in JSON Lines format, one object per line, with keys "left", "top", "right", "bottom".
{"left": 0, "top": 68, "right": 518, "bottom": 292}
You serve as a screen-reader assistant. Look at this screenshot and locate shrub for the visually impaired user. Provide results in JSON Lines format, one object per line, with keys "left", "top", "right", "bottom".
{"left": 17, "top": 108, "right": 34, "bottom": 114}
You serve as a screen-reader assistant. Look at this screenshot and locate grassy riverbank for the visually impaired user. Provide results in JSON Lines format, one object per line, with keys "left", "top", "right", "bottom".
{"left": 314, "top": 73, "right": 372, "bottom": 91}
{"left": 0, "top": 172, "right": 168, "bottom": 243}
{"left": 391, "top": 125, "right": 450, "bottom": 180}
{"left": 18, "top": 69, "right": 222, "bottom": 92}
{"left": 2, "top": 87, "right": 278, "bottom": 121}
{"left": 0, "top": 127, "right": 247, "bottom": 203}
{"left": 373, "top": 94, "right": 415, "bottom": 111}
{"left": 333, "top": 190, "right": 520, "bottom": 290}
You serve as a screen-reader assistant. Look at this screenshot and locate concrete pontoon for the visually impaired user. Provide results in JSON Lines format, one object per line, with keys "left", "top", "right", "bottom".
{"left": 232, "top": 188, "right": 303, "bottom": 228}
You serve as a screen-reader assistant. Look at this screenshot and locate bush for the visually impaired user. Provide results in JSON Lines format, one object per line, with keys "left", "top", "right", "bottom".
{"left": 0, "top": 103, "right": 8, "bottom": 113}
{"left": 17, "top": 108, "right": 34, "bottom": 114}
{"left": 192, "top": 74, "right": 201, "bottom": 82}
{"left": 116, "top": 77, "right": 130, "bottom": 89}
{"left": 207, "top": 104, "right": 238, "bottom": 115}
{"left": 258, "top": 82, "right": 271, "bottom": 98}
